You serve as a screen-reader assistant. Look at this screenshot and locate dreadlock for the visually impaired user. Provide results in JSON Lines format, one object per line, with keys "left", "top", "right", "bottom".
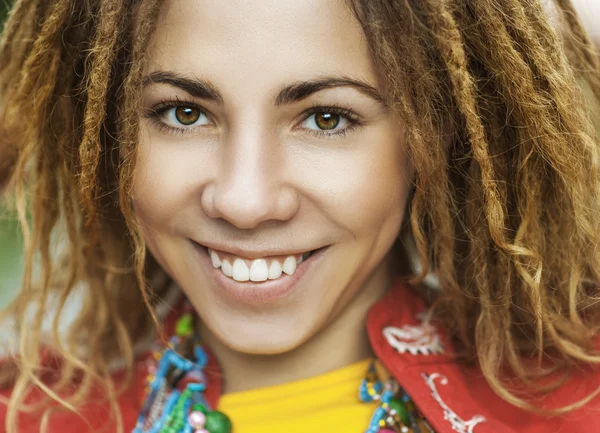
{"left": 353, "top": 0, "right": 600, "bottom": 412}
{"left": 0, "top": 0, "right": 599, "bottom": 431}
{"left": 0, "top": 0, "right": 164, "bottom": 431}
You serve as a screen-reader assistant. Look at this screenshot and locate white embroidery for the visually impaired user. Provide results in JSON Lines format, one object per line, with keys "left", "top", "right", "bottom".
{"left": 422, "top": 373, "right": 486, "bottom": 433}
{"left": 383, "top": 314, "right": 444, "bottom": 355}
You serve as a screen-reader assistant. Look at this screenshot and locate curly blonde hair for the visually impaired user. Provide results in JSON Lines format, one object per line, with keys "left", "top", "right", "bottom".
{"left": 0, "top": 0, "right": 599, "bottom": 432}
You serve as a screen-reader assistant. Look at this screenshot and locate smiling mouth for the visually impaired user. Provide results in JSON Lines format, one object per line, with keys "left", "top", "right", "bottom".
{"left": 198, "top": 245, "right": 316, "bottom": 282}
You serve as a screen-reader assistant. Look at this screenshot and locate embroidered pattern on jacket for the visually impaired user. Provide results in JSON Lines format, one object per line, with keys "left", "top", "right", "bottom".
{"left": 422, "top": 373, "right": 486, "bottom": 433}
{"left": 383, "top": 313, "right": 444, "bottom": 355}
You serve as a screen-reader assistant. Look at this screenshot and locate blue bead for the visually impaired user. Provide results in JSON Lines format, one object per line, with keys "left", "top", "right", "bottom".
{"left": 187, "top": 383, "right": 206, "bottom": 392}
{"left": 169, "top": 353, "right": 185, "bottom": 370}
{"left": 150, "top": 390, "right": 181, "bottom": 433}
{"left": 380, "top": 389, "right": 393, "bottom": 404}
{"left": 194, "top": 346, "right": 208, "bottom": 367}
{"left": 156, "top": 350, "right": 174, "bottom": 381}
{"left": 359, "top": 382, "right": 372, "bottom": 402}
{"left": 183, "top": 397, "right": 192, "bottom": 417}
{"left": 365, "top": 405, "right": 386, "bottom": 433}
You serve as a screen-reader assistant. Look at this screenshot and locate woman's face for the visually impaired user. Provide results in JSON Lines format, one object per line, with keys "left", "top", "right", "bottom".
{"left": 133, "top": 0, "right": 413, "bottom": 354}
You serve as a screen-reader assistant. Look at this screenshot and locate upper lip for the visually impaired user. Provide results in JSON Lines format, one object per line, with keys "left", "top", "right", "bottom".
{"left": 194, "top": 240, "right": 322, "bottom": 260}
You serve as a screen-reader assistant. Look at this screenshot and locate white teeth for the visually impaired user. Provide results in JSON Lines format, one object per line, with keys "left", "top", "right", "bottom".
{"left": 268, "top": 260, "right": 282, "bottom": 280}
{"left": 249, "top": 259, "right": 269, "bottom": 282}
{"left": 232, "top": 258, "right": 250, "bottom": 282}
{"left": 210, "top": 250, "right": 222, "bottom": 268}
{"left": 221, "top": 259, "right": 233, "bottom": 277}
{"left": 282, "top": 256, "right": 297, "bottom": 276}
{"left": 209, "top": 248, "right": 309, "bottom": 281}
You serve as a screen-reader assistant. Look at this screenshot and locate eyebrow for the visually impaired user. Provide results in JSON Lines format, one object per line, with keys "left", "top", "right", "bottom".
{"left": 275, "top": 77, "right": 385, "bottom": 107}
{"left": 143, "top": 71, "right": 225, "bottom": 104}
{"left": 142, "top": 70, "right": 386, "bottom": 108}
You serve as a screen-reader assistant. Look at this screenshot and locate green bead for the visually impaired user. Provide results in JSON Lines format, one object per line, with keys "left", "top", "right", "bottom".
{"left": 389, "top": 397, "right": 410, "bottom": 426}
{"left": 192, "top": 403, "right": 208, "bottom": 413}
{"left": 175, "top": 312, "right": 194, "bottom": 337}
{"left": 205, "top": 411, "right": 233, "bottom": 433}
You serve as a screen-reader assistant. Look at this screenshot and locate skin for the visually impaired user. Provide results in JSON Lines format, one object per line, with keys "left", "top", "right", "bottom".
{"left": 133, "top": 0, "right": 413, "bottom": 393}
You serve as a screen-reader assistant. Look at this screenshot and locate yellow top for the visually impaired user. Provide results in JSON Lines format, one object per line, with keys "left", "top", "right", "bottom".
{"left": 218, "top": 359, "right": 378, "bottom": 433}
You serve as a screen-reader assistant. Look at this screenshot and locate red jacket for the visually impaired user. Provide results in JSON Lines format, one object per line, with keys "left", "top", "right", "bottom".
{"left": 1, "top": 279, "right": 599, "bottom": 432}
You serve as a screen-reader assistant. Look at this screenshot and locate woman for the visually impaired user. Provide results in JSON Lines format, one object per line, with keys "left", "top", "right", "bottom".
{"left": 1, "top": 0, "right": 599, "bottom": 432}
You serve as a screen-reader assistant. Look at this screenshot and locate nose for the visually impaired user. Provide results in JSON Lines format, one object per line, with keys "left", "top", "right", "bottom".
{"left": 201, "top": 127, "right": 299, "bottom": 230}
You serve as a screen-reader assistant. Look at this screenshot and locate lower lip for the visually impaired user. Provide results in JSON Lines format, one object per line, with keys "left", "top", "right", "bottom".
{"left": 192, "top": 242, "right": 326, "bottom": 305}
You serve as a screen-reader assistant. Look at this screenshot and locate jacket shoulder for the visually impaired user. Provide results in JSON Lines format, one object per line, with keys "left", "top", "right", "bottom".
{"left": 0, "top": 352, "right": 150, "bottom": 433}
{"left": 367, "top": 280, "right": 600, "bottom": 433}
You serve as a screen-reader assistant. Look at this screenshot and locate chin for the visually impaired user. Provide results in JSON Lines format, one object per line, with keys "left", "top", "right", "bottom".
{"left": 205, "top": 316, "right": 316, "bottom": 355}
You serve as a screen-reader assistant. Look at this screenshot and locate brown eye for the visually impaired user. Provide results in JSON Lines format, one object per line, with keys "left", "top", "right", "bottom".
{"left": 175, "top": 106, "right": 202, "bottom": 125}
{"left": 314, "top": 112, "right": 340, "bottom": 130}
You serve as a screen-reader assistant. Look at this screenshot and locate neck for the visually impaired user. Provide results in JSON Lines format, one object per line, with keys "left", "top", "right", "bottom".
{"left": 199, "top": 262, "right": 393, "bottom": 394}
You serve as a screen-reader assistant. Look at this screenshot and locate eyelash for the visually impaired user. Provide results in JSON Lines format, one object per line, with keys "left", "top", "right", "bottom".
{"left": 302, "top": 103, "right": 363, "bottom": 138}
{"left": 144, "top": 98, "right": 364, "bottom": 138}
{"left": 144, "top": 96, "right": 203, "bottom": 136}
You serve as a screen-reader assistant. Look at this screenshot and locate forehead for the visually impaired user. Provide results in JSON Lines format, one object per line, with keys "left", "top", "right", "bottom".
{"left": 146, "top": 0, "right": 379, "bottom": 97}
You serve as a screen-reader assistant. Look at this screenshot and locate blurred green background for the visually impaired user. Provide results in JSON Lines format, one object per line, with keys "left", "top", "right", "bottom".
{"left": 0, "top": 211, "right": 22, "bottom": 309}
{"left": 0, "top": 1, "right": 9, "bottom": 21}
{"left": 0, "top": 0, "right": 21, "bottom": 310}
{"left": 0, "top": 1, "right": 10, "bottom": 26}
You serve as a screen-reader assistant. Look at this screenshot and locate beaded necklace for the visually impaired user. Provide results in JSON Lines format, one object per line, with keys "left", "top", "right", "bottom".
{"left": 133, "top": 312, "right": 436, "bottom": 433}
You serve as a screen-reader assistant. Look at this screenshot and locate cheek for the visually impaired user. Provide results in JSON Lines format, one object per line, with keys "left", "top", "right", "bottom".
{"left": 295, "top": 128, "right": 411, "bottom": 235}
{"left": 352, "top": 128, "right": 412, "bottom": 230}
{"left": 130, "top": 128, "right": 210, "bottom": 231}
{"left": 353, "top": 153, "right": 409, "bottom": 227}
